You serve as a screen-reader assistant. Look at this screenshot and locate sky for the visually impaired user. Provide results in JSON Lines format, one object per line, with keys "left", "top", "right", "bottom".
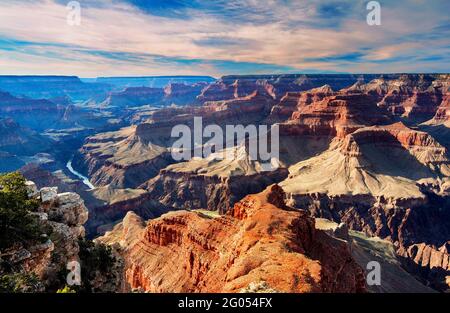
{"left": 0, "top": 0, "right": 449, "bottom": 77}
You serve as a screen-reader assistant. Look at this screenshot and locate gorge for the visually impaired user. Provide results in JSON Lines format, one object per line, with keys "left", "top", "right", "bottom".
{"left": 2, "top": 73, "right": 450, "bottom": 293}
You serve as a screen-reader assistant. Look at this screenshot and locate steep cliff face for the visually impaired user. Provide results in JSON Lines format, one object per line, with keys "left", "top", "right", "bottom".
{"left": 268, "top": 74, "right": 449, "bottom": 126}
{"left": 0, "top": 179, "right": 125, "bottom": 292}
{"left": 344, "top": 74, "right": 449, "bottom": 123}
{"left": 268, "top": 85, "right": 334, "bottom": 122}
{"left": 163, "top": 82, "right": 208, "bottom": 105}
{"left": 419, "top": 93, "right": 450, "bottom": 149}
{"left": 98, "top": 185, "right": 366, "bottom": 293}
{"left": 429, "top": 94, "right": 450, "bottom": 124}
{"left": 197, "top": 78, "right": 275, "bottom": 102}
{"left": 315, "top": 218, "right": 435, "bottom": 293}
{"left": 280, "top": 122, "right": 450, "bottom": 290}
{"left": 141, "top": 145, "right": 289, "bottom": 214}
{"left": 198, "top": 74, "right": 381, "bottom": 103}
{"left": 282, "top": 93, "right": 392, "bottom": 138}
{"left": 101, "top": 87, "right": 165, "bottom": 108}
{"left": 398, "top": 242, "right": 450, "bottom": 291}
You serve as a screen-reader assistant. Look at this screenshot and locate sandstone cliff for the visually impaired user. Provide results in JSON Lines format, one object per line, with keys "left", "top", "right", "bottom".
{"left": 280, "top": 122, "right": 450, "bottom": 290}
{"left": 141, "top": 145, "right": 288, "bottom": 214}
{"left": 98, "top": 185, "right": 366, "bottom": 293}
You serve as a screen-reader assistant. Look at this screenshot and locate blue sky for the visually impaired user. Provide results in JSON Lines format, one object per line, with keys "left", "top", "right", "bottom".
{"left": 0, "top": 0, "right": 449, "bottom": 77}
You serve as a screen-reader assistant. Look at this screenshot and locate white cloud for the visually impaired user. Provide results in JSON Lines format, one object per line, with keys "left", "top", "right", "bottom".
{"left": 0, "top": 0, "right": 448, "bottom": 76}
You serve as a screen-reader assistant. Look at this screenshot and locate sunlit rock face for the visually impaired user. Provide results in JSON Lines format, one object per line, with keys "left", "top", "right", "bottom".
{"left": 98, "top": 185, "right": 366, "bottom": 293}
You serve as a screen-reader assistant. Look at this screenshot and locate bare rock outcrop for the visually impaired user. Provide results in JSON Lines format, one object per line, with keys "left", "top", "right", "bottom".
{"left": 268, "top": 85, "right": 334, "bottom": 122}
{"left": 1, "top": 184, "right": 88, "bottom": 289}
{"left": 141, "top": 145, "right": 289, "bottom": 214}
{"left": 283, "top": 93, "right": 392, "bottom": 138}
{"left": 344, "top": 74, "right": 449, "bottom": 123}
{"left": 98, "top": 185, "right": 366, "bottom": 293}
{"left": 281, "top": 121, "right": 450, "bottom": 290}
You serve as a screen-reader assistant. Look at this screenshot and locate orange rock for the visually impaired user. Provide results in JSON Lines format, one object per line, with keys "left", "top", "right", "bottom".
{"left": 284, "top": 93, "right": 391, "bottom": 138}
{"left": 99, "top": 185, "right": 366, "bottom": 293}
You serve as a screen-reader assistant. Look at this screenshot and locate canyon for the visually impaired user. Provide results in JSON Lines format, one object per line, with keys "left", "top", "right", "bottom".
{"left": 98, "top": 185, "right": 366, "bottom": 292}
{"left": 2, "top": 73, "right": 450, "bottom": 292}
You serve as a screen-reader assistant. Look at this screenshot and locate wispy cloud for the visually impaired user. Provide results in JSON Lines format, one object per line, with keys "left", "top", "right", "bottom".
{"left": 0, "top": 0, "right": 448, "bottom": 76}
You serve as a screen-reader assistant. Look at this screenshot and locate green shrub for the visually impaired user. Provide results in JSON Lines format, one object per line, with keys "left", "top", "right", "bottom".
{"left": 76, "top": 239, "right": 116, "bottom": 292}
{"left": 0, "top": 172, "right": 42, "bottom": 250}
{"left": 0, "top": 273, "right": 43, "bottom": 293}
{"left": 56, "top": 285, "right": 76, "bottom": 293}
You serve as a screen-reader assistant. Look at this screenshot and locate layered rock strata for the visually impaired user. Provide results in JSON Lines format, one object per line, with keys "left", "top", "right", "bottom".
{"left": 98, "top": 185, "right": 366, "bottom": 293}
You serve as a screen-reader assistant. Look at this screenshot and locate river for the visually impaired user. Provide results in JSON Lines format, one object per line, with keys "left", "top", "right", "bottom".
{"left": 66, "top": 158, "right": 95, "bottom": 190}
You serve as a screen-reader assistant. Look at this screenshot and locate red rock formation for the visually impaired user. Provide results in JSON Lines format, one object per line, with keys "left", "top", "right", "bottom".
{"left": 428, "top": 93, "right": 450, "bottom": 123}
{"left": 282, "top": 93, "right": 391, "bottom": 138}
{"left": 197, "top": 78, "right": 275, "bottom": 102}
{"left": 268, "top": 85, "right": 334, "bottom": 122}
{"left": 344, "top": 74, "right": 449, "bottom": 122}
{"left": 99, "top": 185, "right": 366, "bottom": 293}
{"left": 197, "top": 74, "right": 378, "bottom": 103}
{"left": 163, "top": 82, "right": 208, "bottom": 105}
{"left": 340, "top": 122, "right": 448, "bottom": 163}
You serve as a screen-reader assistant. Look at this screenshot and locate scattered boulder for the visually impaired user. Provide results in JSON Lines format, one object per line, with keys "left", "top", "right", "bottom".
{"left": 40, "top": 187, "right": 58, "bottom": 204}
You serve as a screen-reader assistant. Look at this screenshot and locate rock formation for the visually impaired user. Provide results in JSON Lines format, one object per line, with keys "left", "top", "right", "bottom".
{"left": 141, "top": 145, "right": 288, "bottom": 213}
{"left": 0, "top": 182, "right": 87, "bottom": 289}
{"left": 268, "top": 85, "right": 334, "bottom": 122}
{"left": 163, "top": 82, "right": 208, "bottom": 105}
{"left": 72, "top": 126, "right": 175, "bottom": 188}
{"left": 98, "top": 185, "right": 366, "bottom": 293}
{"left": 101, "top": 87, "right": 165, "bottom": 108}
{"left": 282, "top": 93, "right": 392, "bottom": 138}
{"left": 344, "top": 74, "right": 449, "bottom": 123}
{"left": 65, "top": 73, "right": 450, "bottom": 292}
{"left": 280, "top": 121, "right": 450, "bottom": 290}
{"left": 0, "top": 118, "right": 50, "bottom": 156}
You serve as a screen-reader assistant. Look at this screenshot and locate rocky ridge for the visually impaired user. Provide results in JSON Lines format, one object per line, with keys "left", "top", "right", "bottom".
{"left": 98, "top": 185, "right": 366, "bottom": 293}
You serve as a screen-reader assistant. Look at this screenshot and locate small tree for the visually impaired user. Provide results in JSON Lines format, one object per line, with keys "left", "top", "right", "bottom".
{"left": 0, "top": 172, "right": 42, "bottom": 250}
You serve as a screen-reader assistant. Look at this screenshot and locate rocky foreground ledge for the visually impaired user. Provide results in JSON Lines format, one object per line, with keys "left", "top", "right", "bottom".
{"left": 98, "top": 185, "right": 367, "bottom": 293}
{"left": 0, "top": 181, "right": 88, "bottom": 291}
